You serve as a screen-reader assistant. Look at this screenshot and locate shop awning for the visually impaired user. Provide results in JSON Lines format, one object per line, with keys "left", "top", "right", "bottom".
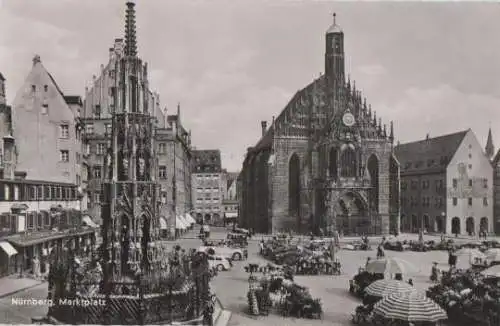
{"left": 159, "top": 217, "right": 168, "bottom": 230}
{"left": 0, "top": 241, "right": 18, "bottom": 256}
{"left": 82, "top": 215, "right": 99, "bottom": 228}
{"left": 185, "top": 213, "right": 196, "bottom": 225}
{"left": 225, "top": 212, "right": 238, "bottom": 218}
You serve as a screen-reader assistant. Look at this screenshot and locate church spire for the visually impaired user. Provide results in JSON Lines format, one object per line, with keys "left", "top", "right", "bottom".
{"left": 486, "top": 126, "right": 495, "bottom": 158}
{"left": 124, "top": 2, "right": 137, "bottom": 57}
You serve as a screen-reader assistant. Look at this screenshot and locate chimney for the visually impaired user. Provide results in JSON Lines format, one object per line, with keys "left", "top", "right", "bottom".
{"left": 261, "top": 121, "right": 267, "bottom": 137}
{"left": 109, "top": 47, "right": 114, "bottom": 59}
{"left": 426, "top": 133, "right": 430, "bottom": 140}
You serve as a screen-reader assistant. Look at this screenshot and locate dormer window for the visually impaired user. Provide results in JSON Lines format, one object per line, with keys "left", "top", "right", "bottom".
{"left": 44, "top": 85, "right": 48, "bottom": 92}
{"left": 31, "top": 85, "right": 36, "bottom": 92}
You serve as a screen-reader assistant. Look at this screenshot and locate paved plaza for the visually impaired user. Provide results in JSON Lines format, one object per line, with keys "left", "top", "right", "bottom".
{"left": 0, "top": 227, "right": 481, "bottom": 324}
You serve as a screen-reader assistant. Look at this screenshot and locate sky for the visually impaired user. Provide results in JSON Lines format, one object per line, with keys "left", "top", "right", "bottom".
{"left": 1, "top": 0, "right": 500, "bottom": 172}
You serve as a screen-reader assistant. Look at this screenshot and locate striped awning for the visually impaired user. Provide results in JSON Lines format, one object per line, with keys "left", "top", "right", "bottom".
{"left": 185, "top": 213, "right": 196, "bottom": 225}
{"left": 0, "top": 241, "right": 18, "bottom": 256}
{"left": 365, "top": 279, "right": 417, "bottom": 298}
{"left": 176, "top": 216, "right": 187, "bottom": 229}
{"left": 373, "top": 292, "right": 447, "bottom": 322}
{"left": 159, "top": 217, "right": 168, "bottom": 230}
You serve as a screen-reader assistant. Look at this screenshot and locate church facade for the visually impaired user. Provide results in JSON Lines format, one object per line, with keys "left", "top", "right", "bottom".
{"left": 238, "top": 15, "right": 400, "bottom": 235}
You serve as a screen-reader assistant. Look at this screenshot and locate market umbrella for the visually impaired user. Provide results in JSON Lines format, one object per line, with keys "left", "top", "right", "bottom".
{"left": 373, "top": 292, "right": 448, "bottom": 322}
{"left": 364, "top": 279, "right": 418, "bottom": 298}
{"left": 480, "top": 264, "right": 500, "bottom": 278}
{"left": 365, "top": 257, "right": 419, "bottom": 274}
{"left": 485, "top": 248, "right": 500, "bottom": 263}
{"left": 455, "top": 248, "right": 485, "bottom": 265}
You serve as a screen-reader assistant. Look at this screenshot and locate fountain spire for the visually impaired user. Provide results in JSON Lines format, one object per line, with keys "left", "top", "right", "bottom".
{"left": 124, "top": 2, "right": 137, "bottom": 57}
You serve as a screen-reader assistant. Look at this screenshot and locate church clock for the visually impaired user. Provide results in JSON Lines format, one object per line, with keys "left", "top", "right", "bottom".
{"left": 342, "top": 112, "right": 355, "bottom": 127}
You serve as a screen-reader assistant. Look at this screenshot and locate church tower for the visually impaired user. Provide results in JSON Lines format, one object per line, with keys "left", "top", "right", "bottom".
{"left": 325, "top": 13, "right": 345, "bottom": 83}
{"left": 486, "top": 126, "right": 495, "bottom": 160}
{"left": 101, "top": 1, "right": 160, "bottom": 282}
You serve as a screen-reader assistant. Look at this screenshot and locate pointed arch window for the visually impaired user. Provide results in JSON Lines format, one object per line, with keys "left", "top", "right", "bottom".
{"left": 340, "top": 145, "right": 357, "bottom": 177}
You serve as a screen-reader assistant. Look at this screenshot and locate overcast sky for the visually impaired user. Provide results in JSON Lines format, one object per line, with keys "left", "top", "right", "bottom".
{"left": 1, "top": 0, "right": 499, "bottom": 172}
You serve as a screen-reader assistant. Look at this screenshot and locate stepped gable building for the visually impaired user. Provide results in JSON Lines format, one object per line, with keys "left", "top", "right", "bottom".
{"left": 82, "top": 36, "right": 166, "bottom": 225}
{"left": 395, "top": 129, "right": 493, "bottom": 236}
{"left": 221, "top": 170, "right": 239, "bottom": 224}
{"left": 191, "top": 149, "right": 223, "bottom": 224}
{"left": 239, "top": 14, "right": 399, "bottom": 235}
{"left": 490, "top": 129, "right": 500, "bottom": 234}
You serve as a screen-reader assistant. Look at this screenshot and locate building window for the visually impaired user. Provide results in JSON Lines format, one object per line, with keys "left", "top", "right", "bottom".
{"left": 76, "top": 174, "right": 81, "bottom": 185}
{"left": 468, "top": 164, "right": 472, "bottom": 169}
{"left": 31, "top": 85, "right": 36, "bottom": 92}
{"left": 94, "top": 193, "right": 101, "bottom": 204}
{"left": 468, "top": 197, "right": 473, "bottom": 206}
{"left": 105, "top": 123, "right": 112, "bottom": 135}
{"left": 422, "top": 180, "right": 429, "bottom": 189}
{"left": 96, "top": 143, "right": 106, "bottom": 155}
{"left": 3, "top": 185, "right": 9, "bottom": 200}
{"left": 93, "top": 166, "right": 102, "bottom": 179}
{"left": 41, "top": 103, "right": 48, "bottom": 114}
{"left": 44, "top": 185, "right": 50, "bottom": 199}
{"left": 452, "top": 179, "right": 458, "bottom": 188}
{"left": 85, "top": 124, "right": 94, "bottom": 134}
{"left": 44, "top": 85, "right": 48, "bottom": 92}
{"left": 401, "top": 182, "right": 407, "bottom": 190}
{"left": 76, "top": 153, "right": 81, "bottom": 164}
{"left": 484, "top": 197, "right": 488, "bottom": 206}
{"left": 159, "top": 166, "right": 167, "bottom": 179}
{"left": 28, "top": 213, "right": 34, "bottom": 229}
{"left": 159, "top": 143, "right": 167, "bottom": 154}
{"left": 84, "top": 143, "right": 90, "bottom": 155}
{"left": 483, "top": 179, "right": 488, "bottom": 189}
{"left": 56, "top": 187, "right": 62, "bottom": 199}
{"left": 453, "top": 197, "right": 457, "bottom": 206}
{"left": 29, "top": 186, "right": 36, "bottom": 200}
{"left": 411, "top": 181, "right": 418, "bottom": 190}
{"left": 60, "top": 124, "right": 69, "bottom": 138}
{"left": 14, "top": 185, "right": 19, "bottom": 200}
{"left": 94, "top": 105, "right": 101, "bottom": 118}
{"left": 37, "top": 186, "right": 43, "bottom": 200}
{"left": 469, "top": 179, "right": 473, "bottom": 187}
{"left": 60, "top": 150, "right": 69, "bottom": 162}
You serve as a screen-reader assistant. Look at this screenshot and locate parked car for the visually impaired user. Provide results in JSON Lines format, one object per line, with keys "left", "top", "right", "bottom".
{"left": 384, "top": 240, "right": 410, "bottom": 251}
{"left": 198, "top": 246, "right": 247, "bottom": 261}
{"left": 207, "top": 255, "right": 232, "bottom": 272}
{"left": 233, "top": 227, "right": 251, "bottom": 238}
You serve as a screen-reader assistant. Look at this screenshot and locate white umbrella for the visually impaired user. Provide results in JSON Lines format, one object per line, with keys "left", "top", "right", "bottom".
{"left": 373, "top": 292, "right": 448, "bottom": 322}
{"left": 364, "top": 279, "right": 418, "bottom": 298}
{"left": 366, "top": 257, "right": 419, "bottom": 274}
{"left": 480, "top": 265, "right": 500, "bottom": 278}
{"left": 485, "top": 248, "right": 500, "bottom": 263}
{"left": 455, "top": 248, "right": 485, "bottom": 265}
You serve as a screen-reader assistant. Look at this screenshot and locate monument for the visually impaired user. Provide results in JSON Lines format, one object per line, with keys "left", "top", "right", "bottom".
{"left": 44, "top": 3, "right": 213, "bottom": 325}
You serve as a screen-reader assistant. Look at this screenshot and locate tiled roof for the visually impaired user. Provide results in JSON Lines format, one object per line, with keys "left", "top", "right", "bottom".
{"left": 193, "top": 149, "right": 222, "bottom": 172}
{"left": 394, "top": 130, "right": 469, "bottom": 174}
{"left": 47, "top": 72, "right": 65, "bottom": 98}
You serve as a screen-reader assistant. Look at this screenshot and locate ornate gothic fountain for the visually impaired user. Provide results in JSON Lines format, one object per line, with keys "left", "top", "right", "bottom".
{"left": 44, "top": 3, "right": 212, "bottom": 325}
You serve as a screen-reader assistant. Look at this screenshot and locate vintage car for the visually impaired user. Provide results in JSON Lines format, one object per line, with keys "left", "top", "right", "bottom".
{"left": 232, "top": 227, "right": 251, "bottom": 237}
{"left": 198, "top": 245, "right": 247, "bottom": 261}
{"left": 383, "top": 240, "right": 410, "bottom": 251}
{"left": 207, "top": 255, "right": 232, "bottom": 271}
{"left": 227, "top": 233, "right": 249, "bottom": 247}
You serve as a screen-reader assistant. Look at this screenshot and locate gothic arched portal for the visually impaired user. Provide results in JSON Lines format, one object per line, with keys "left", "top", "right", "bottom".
{"left": 288, "top": 153, "right": 301, "bottom": 228}
{"left": 367, "top": 155, "right": 379, "bottom": 211}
